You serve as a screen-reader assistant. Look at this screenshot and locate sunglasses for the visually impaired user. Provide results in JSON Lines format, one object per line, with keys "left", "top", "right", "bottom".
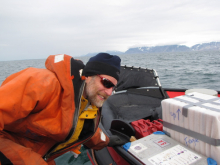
{"left": 97, "top": 75, "right": 116, "bottom": 89}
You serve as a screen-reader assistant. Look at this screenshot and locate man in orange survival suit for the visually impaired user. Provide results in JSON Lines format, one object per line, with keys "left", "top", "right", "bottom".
{"left": 0, "top": 53, "right": 125, "bottom": 165}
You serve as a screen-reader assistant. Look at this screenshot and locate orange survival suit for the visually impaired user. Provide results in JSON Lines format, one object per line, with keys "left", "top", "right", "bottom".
{"left": 0, "top": 54, "right": 109, "bottom": 165}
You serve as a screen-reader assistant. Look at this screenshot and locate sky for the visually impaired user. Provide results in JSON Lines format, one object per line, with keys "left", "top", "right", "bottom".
{"left": 1, "top": 0, "right": 220, "bottom": 61}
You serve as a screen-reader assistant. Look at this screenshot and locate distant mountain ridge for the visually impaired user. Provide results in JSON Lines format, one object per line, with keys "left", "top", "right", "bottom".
{"left": 125, "top": 45, "right": 191, "bottom": 54}
{"left": 82, "top": 41, "right": 220, "bottom": 56}
{"left": 125, "top": 41, "right": 220, "bottom": 54}
{"left": 191, "top": 42, "right": 220, "bottom": 51}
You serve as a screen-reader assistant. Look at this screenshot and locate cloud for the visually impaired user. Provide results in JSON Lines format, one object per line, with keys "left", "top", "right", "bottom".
{"left": 0, "top": 0, "right": 220, "bottom": 60}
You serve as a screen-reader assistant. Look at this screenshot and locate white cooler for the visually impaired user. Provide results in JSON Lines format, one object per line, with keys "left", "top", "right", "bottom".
{"left": 161, "top": 92, "right": 220, "bottom": 164}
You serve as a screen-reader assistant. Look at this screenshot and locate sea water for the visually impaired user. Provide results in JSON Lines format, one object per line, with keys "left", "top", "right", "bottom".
{"left": 0, "top": 51, "right": 219, "bottom": 90}
{"left": 0, "top": 51, "right": 219, "bottom": 164}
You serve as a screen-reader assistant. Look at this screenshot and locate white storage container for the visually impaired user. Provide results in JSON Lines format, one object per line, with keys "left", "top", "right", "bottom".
{"left": 126, "top": 133, "right": 208, "bottom": 165}
{"left": 161, "top": 92, "right": 220, "bottom": 164}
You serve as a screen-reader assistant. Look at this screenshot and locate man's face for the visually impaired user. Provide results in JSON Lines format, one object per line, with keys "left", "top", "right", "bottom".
{"left": 84, "top": 75, "right": 117, "bottom": 107}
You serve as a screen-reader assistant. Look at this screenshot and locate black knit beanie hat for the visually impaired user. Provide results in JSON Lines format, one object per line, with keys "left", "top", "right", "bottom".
{"left": 82, "top": 53, "right": 121, "bottom": 81}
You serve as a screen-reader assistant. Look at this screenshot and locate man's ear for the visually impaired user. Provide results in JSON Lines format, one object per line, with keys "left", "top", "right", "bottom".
{"left": 84, "top": 76, "right": 90, "bottom": 82}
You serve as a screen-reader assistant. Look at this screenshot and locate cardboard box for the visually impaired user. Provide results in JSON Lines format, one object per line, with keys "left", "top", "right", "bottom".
{"left": 161, "top": 92, "right": 220, "bottom": 164}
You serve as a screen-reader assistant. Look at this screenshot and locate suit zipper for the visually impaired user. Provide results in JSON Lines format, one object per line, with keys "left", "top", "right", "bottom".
{"left": 44, "top": 110, "right": 101, "bottom": 161}
{"left": 44, "top": 82, "right": 85, "bottom": 161}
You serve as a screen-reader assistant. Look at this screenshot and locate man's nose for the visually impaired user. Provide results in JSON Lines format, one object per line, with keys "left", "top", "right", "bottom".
{"left": 104, "top": 87, "right": 113, "bottom": 96}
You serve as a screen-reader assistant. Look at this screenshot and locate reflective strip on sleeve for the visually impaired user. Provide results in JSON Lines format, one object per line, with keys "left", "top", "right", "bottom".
{"left": 100, "top": 131, "right": 106, "bottom": 141}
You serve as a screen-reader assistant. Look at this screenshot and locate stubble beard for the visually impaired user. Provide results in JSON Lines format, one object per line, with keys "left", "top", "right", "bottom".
{"left": 85, "top": 77, "right": 107, "bottom": 107}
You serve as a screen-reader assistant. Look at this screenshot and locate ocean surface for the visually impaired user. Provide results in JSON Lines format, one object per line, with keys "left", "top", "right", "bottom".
{"left": 1, "top": 50, "right": 219, "bottom": 90}
{"left": 0, "top": 51, "right": 219, "bottom": 164}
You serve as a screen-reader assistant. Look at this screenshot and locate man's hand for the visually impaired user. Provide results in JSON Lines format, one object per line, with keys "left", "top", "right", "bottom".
{"left": 108, "top": 135, "right": 126, "bottom": 147}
